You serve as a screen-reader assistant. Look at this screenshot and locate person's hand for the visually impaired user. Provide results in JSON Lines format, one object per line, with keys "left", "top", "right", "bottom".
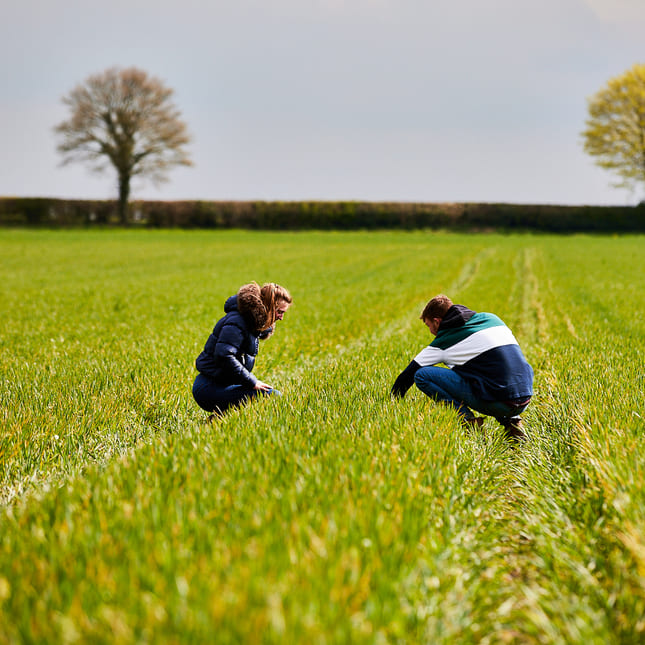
{"left": 254, "top": 380, "right": 273, "bottom": 392}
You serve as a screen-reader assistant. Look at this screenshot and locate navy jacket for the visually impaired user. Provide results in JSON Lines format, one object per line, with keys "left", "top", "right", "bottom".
{"left": 195, "top": 295, "right": 269, "bottom": 388}
{"left": 392, "top": 304, "right": 533, "bottom": 401}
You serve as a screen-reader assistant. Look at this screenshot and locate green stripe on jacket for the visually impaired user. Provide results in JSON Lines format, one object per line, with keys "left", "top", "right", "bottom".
{"left": 430, "top": 312, "right": 506, "bottom": 350}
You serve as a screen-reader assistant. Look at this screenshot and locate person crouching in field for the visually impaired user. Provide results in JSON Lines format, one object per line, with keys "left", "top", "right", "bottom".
{"left": 391, "top": 295, "right": 533, "bottom": 441}
{"left": 193, "top": 282, "right": 292, "bottom": 419}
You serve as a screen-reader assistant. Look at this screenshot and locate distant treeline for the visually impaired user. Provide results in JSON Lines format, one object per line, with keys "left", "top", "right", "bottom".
{"left": 1, "top": 197, "right": 644, "bottom": 232}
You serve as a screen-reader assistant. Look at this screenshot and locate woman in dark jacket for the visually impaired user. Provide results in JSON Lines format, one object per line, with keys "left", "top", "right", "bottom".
{"left": 192, "top": 281, "right": 292, "bottom": 417}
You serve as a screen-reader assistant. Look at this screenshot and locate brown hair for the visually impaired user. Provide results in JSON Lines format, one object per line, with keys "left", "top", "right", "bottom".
{"left": 420, "top": 294, "right": 453, "bottom": 321}
{"left": 260, "top": 282, "right": 292, "bottom": 329}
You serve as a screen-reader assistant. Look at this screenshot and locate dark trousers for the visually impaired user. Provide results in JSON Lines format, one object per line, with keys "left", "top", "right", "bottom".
{"left": 414, "top": 366, "right": 530, "bottom": 423}
{"left": 192, "top": 373, "right": 277, "bottom": 415}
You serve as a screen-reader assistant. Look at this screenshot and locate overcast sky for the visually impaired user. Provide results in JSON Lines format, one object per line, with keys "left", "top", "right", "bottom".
{"left": 1, "top": 0, "right": 644, "bottom": 205}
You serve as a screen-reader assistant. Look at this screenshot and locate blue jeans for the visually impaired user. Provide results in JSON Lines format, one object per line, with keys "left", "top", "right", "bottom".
{"left": 414, "top": 366, "right": 530, "bottom": 423}
{"left": 192, "top": 373, "right": 281, "bottom": 415}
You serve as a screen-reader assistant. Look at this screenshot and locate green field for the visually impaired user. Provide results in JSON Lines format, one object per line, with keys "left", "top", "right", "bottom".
{"left": 1, "top": 229, "right": 644, "bottom": 644}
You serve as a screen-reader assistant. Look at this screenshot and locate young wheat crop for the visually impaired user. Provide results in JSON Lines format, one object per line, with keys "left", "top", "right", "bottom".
{"left": 0, "top": 230, "right": 643, "bottom": 643}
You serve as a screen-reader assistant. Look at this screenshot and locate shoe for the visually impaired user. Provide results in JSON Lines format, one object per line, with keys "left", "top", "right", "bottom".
{"left": 206, "top": 409, "right": 224, "bottom": 423}
{"left": 462, "top": 416, "right": 484, "bottom": 429}
{"left": 502, "top": 418, "right": 526, "bottom": 442}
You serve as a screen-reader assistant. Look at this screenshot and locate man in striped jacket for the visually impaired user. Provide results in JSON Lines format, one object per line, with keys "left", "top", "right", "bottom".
{"left": 391, "top": 295, "right": 533, "bottom": 440}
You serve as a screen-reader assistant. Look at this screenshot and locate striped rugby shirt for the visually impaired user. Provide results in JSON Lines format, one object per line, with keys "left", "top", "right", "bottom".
{"left": 392, "top": 304, "right": 533, "bottom": 401}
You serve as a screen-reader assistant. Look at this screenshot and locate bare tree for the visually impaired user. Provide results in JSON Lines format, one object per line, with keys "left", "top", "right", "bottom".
{"left": 55, "top": 67, "right": 193, "bottom": 224}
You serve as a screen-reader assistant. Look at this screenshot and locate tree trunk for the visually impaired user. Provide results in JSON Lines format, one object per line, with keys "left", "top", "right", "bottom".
{"left": 118, "top": 172, "right": 131, "bottom": 225}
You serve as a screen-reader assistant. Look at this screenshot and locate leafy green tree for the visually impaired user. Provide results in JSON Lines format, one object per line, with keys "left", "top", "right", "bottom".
{"left": 55, "top": 67, "right": 192, "bottom": 224}
{"left": 582, "top": 63, "right": 645, "bottom": 197}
